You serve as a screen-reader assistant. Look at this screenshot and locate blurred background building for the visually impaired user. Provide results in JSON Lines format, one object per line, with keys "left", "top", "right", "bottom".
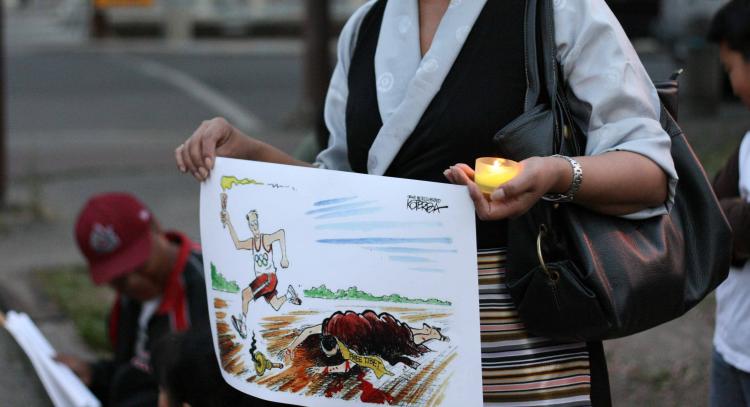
{"left": 6, "top": 0, "right": 728, "bottom": 41}
{"left": 50, "top": 0, "right": 367, "bottom": 38}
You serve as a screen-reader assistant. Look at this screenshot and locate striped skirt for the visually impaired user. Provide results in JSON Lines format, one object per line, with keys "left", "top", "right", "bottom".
{"left": 479, "top": 249, "right": 593, "bottom": 406}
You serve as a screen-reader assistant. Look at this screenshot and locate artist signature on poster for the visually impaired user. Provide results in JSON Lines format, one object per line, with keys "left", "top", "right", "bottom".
{"left": 407, "top": 195, "right": 448, "bottom": 214}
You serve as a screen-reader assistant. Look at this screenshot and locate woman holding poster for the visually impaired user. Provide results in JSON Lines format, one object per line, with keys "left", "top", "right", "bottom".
{"left": 176, "top": 1, "right": 675, "bottom": 405}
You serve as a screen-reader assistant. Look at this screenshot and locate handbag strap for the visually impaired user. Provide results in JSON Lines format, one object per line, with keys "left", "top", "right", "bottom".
{"left": 523, "top": 0, "right": 541, "bottom": 112}
{"left": 535, "top": 2, "right": 683, "bottom": 155}
{"left": 525, "top": 0, "right": 585, "bottom": 156}
{"left": 524, "top": 0, "right": 557, "bottom": 112}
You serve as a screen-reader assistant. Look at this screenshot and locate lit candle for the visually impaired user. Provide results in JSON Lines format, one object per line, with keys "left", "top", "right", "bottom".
{"left": 474, "top": 157, "right": 521, "bottom": 194}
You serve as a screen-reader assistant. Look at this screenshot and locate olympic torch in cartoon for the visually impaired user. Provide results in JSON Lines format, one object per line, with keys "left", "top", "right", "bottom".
{"left": 220, "top": 192, "right": 228, "bottom": 228}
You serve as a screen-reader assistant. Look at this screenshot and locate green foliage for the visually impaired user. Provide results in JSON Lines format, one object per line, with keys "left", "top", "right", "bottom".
{"left": 34, "top": 265, "right": 114, "bottom": 354}
{"left": 211, "top": 263, "right": 240, "bottom": 293}
{"left": 304, "top": 284, "right": 451, "bottom": 306}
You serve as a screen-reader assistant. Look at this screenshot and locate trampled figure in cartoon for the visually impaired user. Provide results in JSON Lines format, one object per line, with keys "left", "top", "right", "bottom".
{"left": 283, "top": 310, "right": 449, "bottom": 377}
{"left": 221, "top": 192, "right": 302, "bottom": 339}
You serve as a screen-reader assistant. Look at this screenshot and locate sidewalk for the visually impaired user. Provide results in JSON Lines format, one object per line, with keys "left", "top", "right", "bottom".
{"left": 0, "top": 328, "right": 52, "bottom": 406}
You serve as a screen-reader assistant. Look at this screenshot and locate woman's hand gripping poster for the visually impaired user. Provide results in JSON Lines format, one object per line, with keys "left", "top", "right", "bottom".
{"left": 200, "top": 158, "right": 483, "bottom": 406}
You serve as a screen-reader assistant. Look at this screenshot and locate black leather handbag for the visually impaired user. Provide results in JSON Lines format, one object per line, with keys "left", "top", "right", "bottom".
{"left": 493, "top": 0, "right": 732, "bottom": 341}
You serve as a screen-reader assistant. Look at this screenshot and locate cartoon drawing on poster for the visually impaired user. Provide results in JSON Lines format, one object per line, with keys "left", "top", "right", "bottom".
{"left": 219, "top": 187, "right": 302, "bottom": 340}
{"left": 201, "top": 158, "right": 482, "bottom": 407}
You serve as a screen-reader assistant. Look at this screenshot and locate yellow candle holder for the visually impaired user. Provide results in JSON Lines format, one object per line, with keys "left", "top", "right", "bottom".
{"left": 474, "top": 157, "right": 521, "bottom": 194}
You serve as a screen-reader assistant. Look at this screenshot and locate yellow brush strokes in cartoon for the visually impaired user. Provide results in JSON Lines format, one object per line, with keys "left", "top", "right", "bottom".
{"left": 221, "top": 176, "right": 264, "bottom": 192}
{"left": 336, "top": 339, "right": 395, "bottom": 379}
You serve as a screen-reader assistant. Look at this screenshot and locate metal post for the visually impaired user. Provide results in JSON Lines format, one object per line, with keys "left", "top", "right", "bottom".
{"left": 0, "top": 4, "right": 6, "bottom": 208}
{"left": 304, "top": 0, "right": 331, "bottom": 136}
{"left": 165, "top": 0, "right": 192, "bottom": 42}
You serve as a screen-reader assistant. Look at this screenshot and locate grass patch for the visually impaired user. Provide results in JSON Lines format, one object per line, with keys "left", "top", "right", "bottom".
{"left": 305, "top": 284, "right": 452, "bottom": 306}
{"left": 34, "top": 265, "right": 114, "bottom": 354}
{"left": 210, "top": 263, "right": 240, "bottom": 293}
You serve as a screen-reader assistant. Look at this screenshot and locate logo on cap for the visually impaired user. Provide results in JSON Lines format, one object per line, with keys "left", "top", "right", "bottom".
{"left": 89, "top": 223, "right": 121, "bottom": 254}
{"left": 139, "top": 209, "right": 150, "bottom": 222}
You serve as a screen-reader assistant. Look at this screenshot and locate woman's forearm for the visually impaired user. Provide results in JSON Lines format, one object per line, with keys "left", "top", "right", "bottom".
{"left": 234, "top": 130, "right": 313, "bottom": 168}
{"left": 549, "top": 151, "right": 669, "bottom": 216}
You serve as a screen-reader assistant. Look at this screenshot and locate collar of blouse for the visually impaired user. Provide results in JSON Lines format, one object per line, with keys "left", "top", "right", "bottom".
{"left": 368, "top": 0, "right": 487, "bottom": 176}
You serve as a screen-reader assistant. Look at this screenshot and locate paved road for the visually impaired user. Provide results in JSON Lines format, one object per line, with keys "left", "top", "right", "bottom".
{"left": 5, "top": 9, "right": 311, "bottom": 262}
{"left": 8, "top": 41, "right": 307, "bottom": 177}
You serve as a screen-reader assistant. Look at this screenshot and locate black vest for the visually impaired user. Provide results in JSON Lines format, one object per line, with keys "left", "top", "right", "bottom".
{"left": 345, "top": 0, "right": 527, "bottom": 248}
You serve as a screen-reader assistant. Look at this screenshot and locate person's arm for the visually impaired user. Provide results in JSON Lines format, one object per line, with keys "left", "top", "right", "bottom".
{"left": 309, "top": 361, "right": 353, "bottom": 375}
{"left": 55, "top": 354, "right": 94, "bottom": 386}
{"left": 720, "top": 197, "right": 750, "bottom": 266}
{"left": 282, "top": 324, "right": 322, "bottom": 364}
{"left": 175, "top": 117, "right": 312, "bottom": 181}
{"left": 446, "top": 151, "right": 665, "bottom": 220}
{"left": 312, "top": 1, "right": 377, "bottom": 171}
{"left": 56, "top": 353, "right": 117, "bottom": 402}
{"left": 447, "top": 0, "right": 673, "bottom": 220}
{"left": 289, "top": 325, "right": 322, "bottom": 349}
{"left": 713, "top": 146, "right": 741, "bottom": 200}
{"left": 286, "top": 325, "right": 323, "bottom": 351}
{"left": 173, "top": 2, "right": 375, "bottom": 181}
{"left": 266, "top": 229, "right": 289, "bottom": 268}
{"left": 222, "top": 211, "right": 253, "bottom": 250}
{"left": 553, "top": 0, "right": 676, "bottom": 218}
{"left": 712, "top": 146, "right": 750, "bottom": 265}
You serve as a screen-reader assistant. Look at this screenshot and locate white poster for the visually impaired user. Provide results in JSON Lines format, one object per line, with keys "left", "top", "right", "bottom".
{"left": 200, "top": 158, "right": 482, "bottom": 406}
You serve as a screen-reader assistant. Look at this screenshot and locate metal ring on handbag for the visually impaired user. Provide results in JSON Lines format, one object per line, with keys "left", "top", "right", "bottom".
{"left": 536, "top": 224, "right": 560, "bottom": 283}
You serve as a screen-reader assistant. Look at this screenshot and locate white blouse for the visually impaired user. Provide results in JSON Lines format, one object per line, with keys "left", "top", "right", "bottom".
{"left": 315, "top": 0, "right": 678, "bottom": 220}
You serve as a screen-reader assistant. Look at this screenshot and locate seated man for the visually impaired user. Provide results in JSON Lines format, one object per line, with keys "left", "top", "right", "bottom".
{"left": 57, "top": 193, "right": 209, "bottom": 406}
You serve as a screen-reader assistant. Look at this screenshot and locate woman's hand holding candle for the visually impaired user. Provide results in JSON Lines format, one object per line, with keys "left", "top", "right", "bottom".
{"left": 474, "top": 157, "right": 522, "bottom": 194}
{"left": 444, "top": 156, "right": 573, "bottom": 221}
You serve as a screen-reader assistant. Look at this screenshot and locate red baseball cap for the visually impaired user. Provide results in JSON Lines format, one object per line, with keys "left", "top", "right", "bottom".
{"left": 75, "top": 193, "right": 154, "bottom": 285}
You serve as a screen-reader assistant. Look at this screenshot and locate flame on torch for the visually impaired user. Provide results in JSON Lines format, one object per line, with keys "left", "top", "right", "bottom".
{"left": 221, "top": 176, "right": 263, "bottom": 192}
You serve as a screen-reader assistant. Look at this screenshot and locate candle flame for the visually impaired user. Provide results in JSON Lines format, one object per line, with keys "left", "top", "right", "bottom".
{"left": 491, "top": 158, "right": 511, "bottom": 171}
{"left": 475, "top": 157, "right": 521, "bottom": 194}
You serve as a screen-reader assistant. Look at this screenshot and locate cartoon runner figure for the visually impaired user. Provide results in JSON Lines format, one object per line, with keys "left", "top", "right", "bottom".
{"left": 283, "top": 310, "right": 448, "bottom": 377}
{"left": 221, "top": 195, "right": 301, "bottom": 339}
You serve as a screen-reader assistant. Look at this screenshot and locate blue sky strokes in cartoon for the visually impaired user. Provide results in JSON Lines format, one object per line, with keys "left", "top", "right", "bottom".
{"left": 389, "top": 255, "right": 433, "bottom": 263}
{"left": 309, "top": 197, "right": 455, "bottom": 273}
{"left": 306, "top": 200, "right": 378, "bottom": 215}
{"left": 410, "top": 267, "right": 446, "bottom": 273}
{"left": 313, "top": 196, "right": 358, "bottom": 206}
{"left": 365, "top": 247, "right": 457, "bottom": 254}
{"left": 316, "top": 237, "right": 453, "bottom": 245}
{"left": 315, "top": 221, "right": 443, "bottom": 232}
{"left": 314, "top": 207, "right": 382, "bottom": 219}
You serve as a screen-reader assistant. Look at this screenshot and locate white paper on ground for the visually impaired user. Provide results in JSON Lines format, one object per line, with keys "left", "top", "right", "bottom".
{"left": 4, "top": 311, "right": 101, "bottom": 407}
{"left": 200, "top": 157, "right": 483, "bottom": 407}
